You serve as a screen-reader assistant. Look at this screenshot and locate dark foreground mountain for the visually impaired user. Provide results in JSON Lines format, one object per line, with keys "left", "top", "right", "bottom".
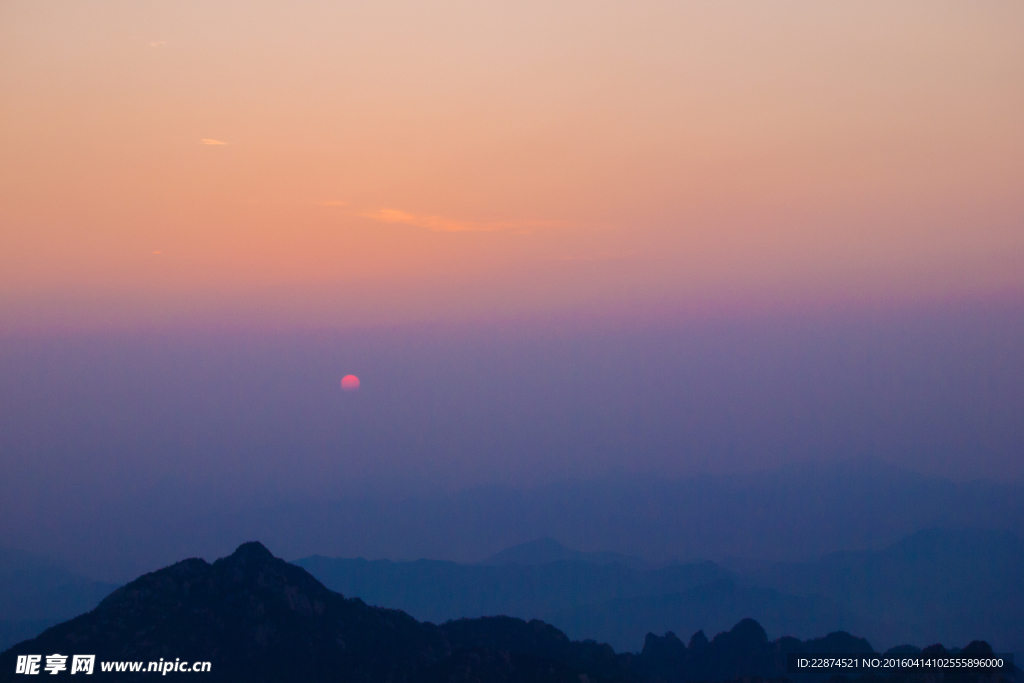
{"left": 0, "top": 543, "right": 1015, "bottom": 683}
{"left": 1, "top": 542, "right": 447, "bottom": 682}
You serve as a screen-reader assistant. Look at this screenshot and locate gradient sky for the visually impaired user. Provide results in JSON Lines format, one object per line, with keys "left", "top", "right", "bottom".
{"left": 2, "top": 0, "right": 1023, "bottom": 329}
{"left": 2, "top": 305, "right": 1024, "bottom": 577}
{"left": 2, "top": 2, "right": 1024, "bottom": 577}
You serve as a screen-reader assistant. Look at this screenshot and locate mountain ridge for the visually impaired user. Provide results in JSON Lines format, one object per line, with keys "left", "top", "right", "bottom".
{"left": 296, "top": 528, "right": 1024, "bottom": 653}
{"left": 480, "top": 538, "right": 648, "bottom": 569}
{"left": 5, "top": 541, "right": 1013, "bottom": 683}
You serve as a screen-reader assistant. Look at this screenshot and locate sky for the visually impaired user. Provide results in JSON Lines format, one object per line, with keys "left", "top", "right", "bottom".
{"left": 2, "top": 0, "right": 1023, "bottom": 329}
{"left": 1, "top": 2, "right": 1023, "bottom": 574}
{"left": 2, "top": 304, "right": 1024, "bottom": 577}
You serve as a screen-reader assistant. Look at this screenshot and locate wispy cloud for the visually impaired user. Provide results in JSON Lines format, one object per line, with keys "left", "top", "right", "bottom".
{"left": 200, "top": 139, "right": 228, "bottom": 146}
{"left": 360, "top": 208, "right": 564, "bottom": 233}
{"left": 544, "top": 252, "right": 628, "bottom": 262}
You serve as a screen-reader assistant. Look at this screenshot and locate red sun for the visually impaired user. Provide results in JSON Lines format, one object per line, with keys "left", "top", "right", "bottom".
{"left": 340, "top": 374, "right": 360, "bottom": 391}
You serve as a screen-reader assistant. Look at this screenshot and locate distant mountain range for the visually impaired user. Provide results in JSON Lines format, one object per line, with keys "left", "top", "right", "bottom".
{"left": 200, "top": 461, "right": 1024, "bottom": 575}
{"left": 4, "top": 527, "right": 1022, "bottom": 658}
{"left": 481, "top": 537, "right": 648, "bottom": 569}
{"left": 746, "top": 528, "right": 1024, "bottom": 653}
{"left": 15, "top": 460, "right": 1023, "bottom": 583}
{"left": 0, "top": 549, "right": 118, "bottom": 654}
{"left": 296, "top": 529, "right": 1024, "bottom": 654}
{"left": 296, "top": 542, "right": 726, "bottom": 633}
{"left": 2, "top": 543, "right": 1013, "bottom": 683}
{"left": 3, "top": 462, "right": 1022, "bottom": 656}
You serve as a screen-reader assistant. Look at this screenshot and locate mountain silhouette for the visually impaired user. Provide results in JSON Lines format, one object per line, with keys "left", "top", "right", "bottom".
{"left": 298, "top": 528, "right": 1024, "bottom": 653}
{"left": 1, "top": 542, "right": 444, "bottom": 682}
{"left": 294, "top": 551, "right": 728, "bottom": 642}
{"left": 0, "top": 543, "right": 634, "bottom": 682}
{"left": 2, "top": 543, "right": 1015, "bottom": 683}
{"left": 0, "top": 547, "right": 119, "bottom": 652}
{"left": 747, "top": 528, "right": 1024, "bottom": 651}
{"left": 547, "top": 578, "right": 883, "bottom": 654}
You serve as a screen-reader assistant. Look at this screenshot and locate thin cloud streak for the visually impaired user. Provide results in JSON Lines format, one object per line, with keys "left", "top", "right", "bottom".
{"left": 200, "top": 139, "right": 228, "bottom": 145}
{"left": 361, "top": 208, "right": 565, "bottom": 233}
{"left": 544, "top": 253, "right": 629, "bottom": 262}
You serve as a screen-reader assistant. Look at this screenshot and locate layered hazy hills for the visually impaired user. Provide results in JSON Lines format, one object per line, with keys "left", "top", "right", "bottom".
{"left": 4, "top": 460, "right": 1020, "bottom": 587}
{"left": 296, "top": 529, "right": 1024, "bottom": 654}
{"left": 0, "top": 549, "right": 118, "bottom": 654}
{"left": 40, "top": 460, "right": 1020, "bottom": 583}
{"left": 2, "top": 461, "right": 1022, "bottom": 655}
{"left": 296, "top": 541, "right": 727, "bottom": 632}
{"left": 747, "top": 529, "right": 1024, "bottom": 652}
{"left": 3, "top": 528, "right": 1021, "bottom": 658}
{"left": 4, "top": 543, "right": 1009, "bottom": 683}
{"left": 177, "top": 461, "right": 1024, "bottom": 578}
{"left": 481, "top": 537, "right": 648, "bottom": 569}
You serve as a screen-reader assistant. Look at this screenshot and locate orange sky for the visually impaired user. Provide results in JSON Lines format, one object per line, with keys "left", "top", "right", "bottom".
{"left": 2, "top": 0, "right": 1023, "bottom": 329}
